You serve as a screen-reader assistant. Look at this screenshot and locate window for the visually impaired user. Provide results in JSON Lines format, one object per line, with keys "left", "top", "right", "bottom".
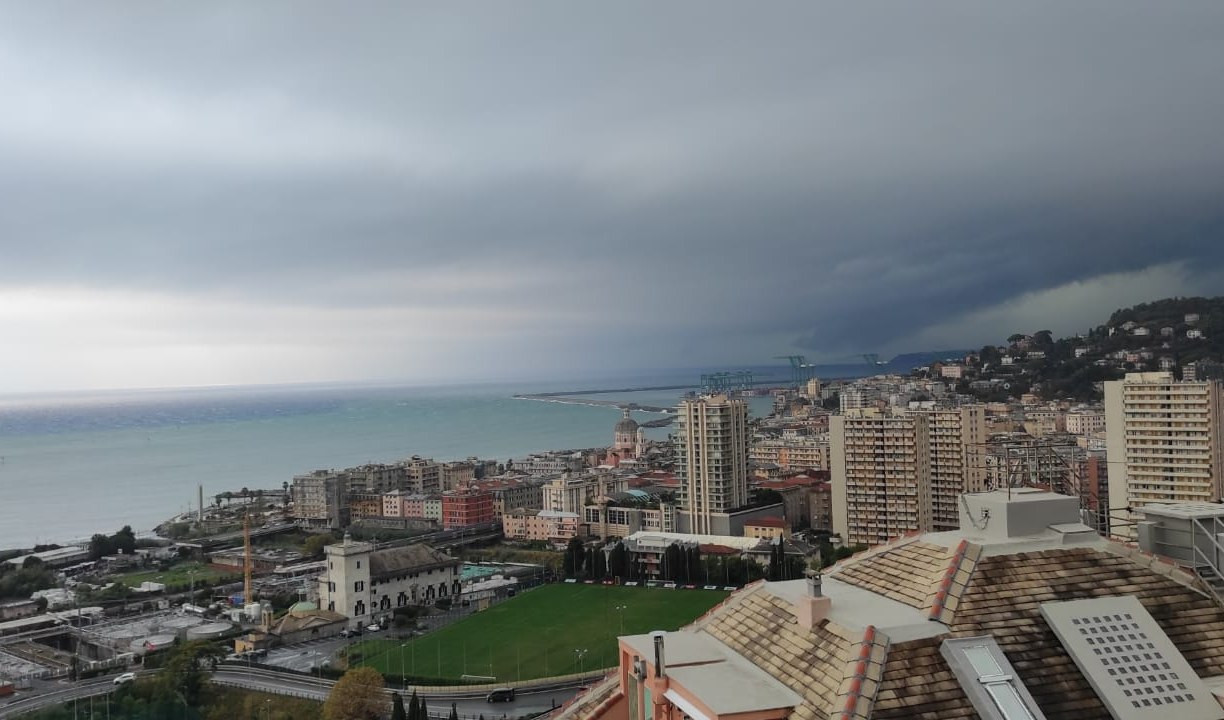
{"left": 355, "top": 581, "right": 364, "bottom": 592}
{"left": 941, "top": 637, "right": 1045, "bottom": 720}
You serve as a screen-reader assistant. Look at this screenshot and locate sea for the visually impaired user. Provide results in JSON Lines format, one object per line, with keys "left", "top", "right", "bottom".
{"left": 0, "top": 375, "right": 778, "bottom": 550}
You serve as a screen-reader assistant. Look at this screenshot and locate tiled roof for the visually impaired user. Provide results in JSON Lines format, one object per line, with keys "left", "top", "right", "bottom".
{"left": 368, "top": 544, "right": 458, "bottom": 579}
{"left": 699, "top": 586, "right": 889, "bottom": 720}
{"left": 562, "top": 530, "right": 1224, "bottom": 720}
{"left": 833, "top": 538, "right": 979, "bottom": 619}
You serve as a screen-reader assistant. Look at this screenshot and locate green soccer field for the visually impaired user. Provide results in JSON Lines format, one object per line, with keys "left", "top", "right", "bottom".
{"left": 351, "top": 583, "right": 728, "bottom": 683}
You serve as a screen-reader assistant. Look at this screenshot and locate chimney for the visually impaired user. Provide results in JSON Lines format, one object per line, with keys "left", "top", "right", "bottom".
{"left": 796, "top": 570, "right": 832, "bottom": 630}
{"left": 651, "top": 630, "right": 666, "bottom": 678}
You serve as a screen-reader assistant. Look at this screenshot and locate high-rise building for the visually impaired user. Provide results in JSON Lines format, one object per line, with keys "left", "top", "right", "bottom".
{"left": 674, "top": 394, "right": 750, "bottom": 535}
{"left": 830, "top": 405, "right": 986, "bottom": 546}
{"left": 1105, "top": 372, "right": 1224, "bottom": 515}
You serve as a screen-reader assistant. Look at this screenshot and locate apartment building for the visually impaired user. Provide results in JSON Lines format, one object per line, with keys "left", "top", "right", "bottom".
{"left": 675, "top": 395, "right": 750, "bottom": 535}
{"left": 402, "top": 457, "right": 442, "bottom": 495}
{"left": 476, "top": 478, "right": 545, "bottom": 519}
{"left": 1065, "top": 408, "right": 1105, "bottom": 436}
{"left": 345, "top": 464, "right": 403, "bottom": 494}
{"left": 830, "top": 405, "right": 986, "bottom": 547}
{"left": 1105, "top": 372, "right": 1224, "bottom": 514}
{"left": 439, "top": 461, "right": 476, "bottom": 492}
{"left": 749, "top": 434, "right": 831, "bottom": 472}
{"left": 440, "top": 486, "right": 494, "bottom": 529}
{"left": 583, "top": 503, "right": 676, "bottom": 540}
{"left": 290, "top": 470, "right": 349, "bottom": 528}
{"left": 542, "top": 471, "right": 627, "bottom": 514}
{"left": 502, "top": 509, "right": 580, "bottom": 545}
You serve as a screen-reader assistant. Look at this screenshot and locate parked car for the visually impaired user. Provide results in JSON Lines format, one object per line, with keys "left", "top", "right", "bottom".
{"left": 113, "top": 673, "right": 137, "bottom": 686}
{"left": 365, "top": 624, "right": 382, "bottom": 633}
{"left": 486, "top": 688, "right": 515, "bottom": 703}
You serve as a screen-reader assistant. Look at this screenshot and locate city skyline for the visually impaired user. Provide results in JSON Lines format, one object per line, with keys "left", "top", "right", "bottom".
{"left": 4, "top": 3, "right": 1224, "bottom": 393}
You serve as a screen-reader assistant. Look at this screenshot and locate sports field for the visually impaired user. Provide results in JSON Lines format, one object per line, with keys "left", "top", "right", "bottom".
{"left": 351, "top": 583, "right": 727, "bottom": 682}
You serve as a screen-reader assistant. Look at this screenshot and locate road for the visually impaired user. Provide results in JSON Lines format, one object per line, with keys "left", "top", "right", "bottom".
{"left": 212, "top": 666, "right": 584, "bottom": 719}
{"left": 2, "top": 665, "right": 584, "bottom": 719}
{"left": 0, "top": 672, "right": 152, "bottom": 720}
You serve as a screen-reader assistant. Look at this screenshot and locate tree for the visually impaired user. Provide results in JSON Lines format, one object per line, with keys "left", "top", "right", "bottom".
{"left": 88, "top": 533, "right": 115, "bottom": 561}
{"left": 113, "top": 525, "right": 137, "bottom": 555}
{"left": 563, "top": 537, "right": 584, "bottom": 578}
{"left": 608, "top": 542, "right": 629, "bottom": 579}
{"left": 391, "top": 693, "right": 407, "bottom": 720}
{"left": 448, "top": 703, "right": 459, "bottom": 720}
{"left": 409, "top": 690, "right": 420, "bottom": 720}
{"left": 303, "top": 533, "right": 336, "bottom": 557}
{"left": 156, "top": 640, "right": 224, "bottom": 707}
{"left": 323, "top": 667, "right": 387, "bottom": 720}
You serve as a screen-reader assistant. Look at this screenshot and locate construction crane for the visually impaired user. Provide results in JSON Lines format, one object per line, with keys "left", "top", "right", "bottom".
{"left": 773, "top": 355, "right": 816, "bottom": 388}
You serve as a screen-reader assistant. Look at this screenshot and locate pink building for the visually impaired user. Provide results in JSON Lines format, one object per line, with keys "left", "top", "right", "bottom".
{"left": 503, "top": 509, "right": 580, "bottom": 545}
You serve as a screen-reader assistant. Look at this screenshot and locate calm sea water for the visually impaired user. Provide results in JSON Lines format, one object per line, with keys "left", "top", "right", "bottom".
{"left": 0, "top": 379, "right": 774, "bottom": 549}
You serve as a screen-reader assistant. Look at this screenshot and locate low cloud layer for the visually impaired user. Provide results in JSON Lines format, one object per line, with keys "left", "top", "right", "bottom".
{"left": 2, "top": 2, "right": 1223, "bottom": 391}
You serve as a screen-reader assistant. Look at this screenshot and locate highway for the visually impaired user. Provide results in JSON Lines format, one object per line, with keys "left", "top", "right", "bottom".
{"left": 0, "top": 665, "right": 586, "bottom": 719}
{"left": 212, "top": 665, "right": 585, "bottom": 718}
{"left": 0, "top": 672, "right": 153, "bottom": 720}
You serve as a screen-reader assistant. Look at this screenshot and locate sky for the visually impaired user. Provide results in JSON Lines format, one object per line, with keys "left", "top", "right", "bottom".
{"left": 2, "top": 2, "right": 1224, "bottom": 392}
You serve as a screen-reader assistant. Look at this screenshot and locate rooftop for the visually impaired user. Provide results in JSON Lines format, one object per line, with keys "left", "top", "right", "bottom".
{"left": 559, "top": 490, "right": 1224, "bottom": 720}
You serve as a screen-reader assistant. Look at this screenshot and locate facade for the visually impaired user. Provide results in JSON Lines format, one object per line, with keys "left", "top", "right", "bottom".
{"left": 440, "top": 486, "right": 495, "bottom": 529}
{"left": 743, "top": 516, "right": 789, "bottom": 540}
{"left": 502, "top": 509, "right": 580, "bottom": 544}
{"left": 584, "top": 503, "right": 676, "bottom": 540}
{"left": 439, "top": 461, "right": 476, "bottom": 492}
{"left": 830, "top": 405, "right": 986, "bottom": 547}
{"left": 1105, "top": 372, "right": 1224, "bottom": 515}
{"left": 402, "top": 457, "right": 442, "bottom": 495}
{"left": 1065, "top": 409, "right": 1105, "bottom": 436}
{"left": 291, "top": 470, "right": 349, "bottom": 528}
{"left": 317, "top": 538, "right": 461, "bottom": 628}
{"left": 543, "top": 471, "right": 627, "bottom": 514}
{"left": 478, "top": 478, "right": 545, "bottom": 519}
{"left": 675, "top": 395, "right": 750, "bottom": 535}
{"left": 749, "top": 434, "right": 831, "bottom": 472}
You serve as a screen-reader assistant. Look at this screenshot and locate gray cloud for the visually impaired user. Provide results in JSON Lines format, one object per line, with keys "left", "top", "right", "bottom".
{"left": 1, "top": 2, "right": 1224, "bottom": 389}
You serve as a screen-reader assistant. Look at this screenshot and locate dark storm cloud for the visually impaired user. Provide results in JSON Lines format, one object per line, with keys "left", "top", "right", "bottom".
{"left": 2, "top": 1, "right": 1224, "bottom": 385}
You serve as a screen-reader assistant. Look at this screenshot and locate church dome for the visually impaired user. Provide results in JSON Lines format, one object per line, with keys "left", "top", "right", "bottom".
{"left": 615, "top": 409, "right": 639, "bottom": 434}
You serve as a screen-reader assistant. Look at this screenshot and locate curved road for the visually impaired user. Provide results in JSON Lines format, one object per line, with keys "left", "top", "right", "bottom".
{"left": 1, "top": 666, "right": 585, "bottom": 719}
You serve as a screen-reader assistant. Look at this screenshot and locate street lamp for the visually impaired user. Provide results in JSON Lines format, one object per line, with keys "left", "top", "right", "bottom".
{"left": 400, "top": 643, "right": 407, "bottom": 689}
{"left": 574, "top": 648, "right": 588, "bottom": 674}
{"left": 614, "top": 605, "right": 627, "bottom": 635}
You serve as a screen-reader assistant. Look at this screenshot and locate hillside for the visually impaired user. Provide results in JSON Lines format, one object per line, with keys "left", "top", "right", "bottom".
{"left": 953, "top": 295, "right": 1224, "bottom": 402}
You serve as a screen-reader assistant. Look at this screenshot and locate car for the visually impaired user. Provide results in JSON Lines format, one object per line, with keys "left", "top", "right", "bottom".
{"left": 486, "top": 688, "right": 515, "bottom": 703}
{"left": 113, "top": 672, "right": 137, "bottom": 686}
{"left": 365, "top": 624, "right": 382, "bottom": 633}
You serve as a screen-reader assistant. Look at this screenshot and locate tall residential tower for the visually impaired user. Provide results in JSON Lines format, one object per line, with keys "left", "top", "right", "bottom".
{"left": 674, "top": 394, "right": 750, "bottom": 535}
{"left": 1105, "top": 372, "right": 1224, "bottom": 515}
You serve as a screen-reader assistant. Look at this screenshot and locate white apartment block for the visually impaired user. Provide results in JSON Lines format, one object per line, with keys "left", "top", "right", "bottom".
{"left": 1065, "top": 409, "right": 1105, "bottom": 436}
{"left": 831, "top": 405, "right": 986, "bottom": 547}
{"left": 675, "top": 395, "right": 750, "bottom": 535}
{"left": 749, "top": 434, "right": 831, "bottom": 471}
{"left": 541, "top": 471, "right": 627, "bottom": 514}
{"left": 1105, "top": 372, "right": 1224, "bottom": 513}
